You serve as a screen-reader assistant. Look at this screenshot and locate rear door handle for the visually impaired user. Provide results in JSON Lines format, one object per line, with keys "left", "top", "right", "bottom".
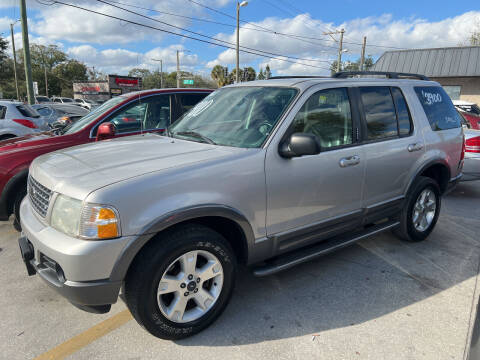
{"left": 407, "top": 143, "right": 423, "bottom": 152}
{"left": 339, "top": 155, "right": 360, "bottom": 168}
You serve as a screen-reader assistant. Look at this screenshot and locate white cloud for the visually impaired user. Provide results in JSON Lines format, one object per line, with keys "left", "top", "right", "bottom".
{"left": 0, "top": 16, "right": 14, "bottom": 32}
{"left": 205, "top": 11, "right": 480, "bottom": 76}
{"left": 67, "top": 44, "right": 201, "bottom": 75}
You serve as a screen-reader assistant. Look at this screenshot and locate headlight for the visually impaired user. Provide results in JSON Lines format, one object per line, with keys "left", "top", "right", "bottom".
{"left": 51, "top": 195, "right": 120, "bottom": 240}
{"left": 51, "top": 195, "right": 82, "bottom": 237}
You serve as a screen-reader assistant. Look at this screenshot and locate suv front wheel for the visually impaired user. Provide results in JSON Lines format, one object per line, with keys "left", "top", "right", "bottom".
{"left": 124, "top": 224, "right": 236, "bottom": 339}
{"left": 394, "top": 176, "right": 441, "bottom": 242}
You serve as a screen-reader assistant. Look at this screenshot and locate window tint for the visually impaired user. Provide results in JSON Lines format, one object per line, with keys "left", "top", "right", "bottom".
{"left": 0, "top": 106, "right": 6, "bottom": 119}
{"left": 53, "top": 98, "right": 61, "bottom": 102}
{"left": 291, "top": 88, "right": 353, "bottom": 148}
{"left": 108, "top": 95, "right": 171, "bottom": 134}
{"left": 35, "top": 106, "right": 53, "bottom": 117}
{"left": 16, "top": 104, "right": 40, "bottom": 118}
{"left": 391, "top": 87, "right": 412, "bottom": 136}
{"left": 75, "top": 99, "right": 82, "bottom": 103}
{"left": 62, "top": 98, "right": 73, "bottom": 103}
{"left": 177, "top": 93, "right": 209, "bottom": 116}
{"left": 360, "top": 87, "right": 397, "bottom": 140}
{"left": 414, "top": 86, "right": 460, "bottom": 131}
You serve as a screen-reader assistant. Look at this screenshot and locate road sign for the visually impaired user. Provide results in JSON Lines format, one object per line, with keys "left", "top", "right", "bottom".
{"left": 183, "top": 79, "right": 194, "bottom": 85}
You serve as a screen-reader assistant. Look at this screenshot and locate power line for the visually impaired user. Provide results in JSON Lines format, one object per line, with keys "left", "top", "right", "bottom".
{"left": 39, "top": 0, "right": 331, "bottom": 71}
{"left": 96, "top": 0, "right": 334, "bottom": 64}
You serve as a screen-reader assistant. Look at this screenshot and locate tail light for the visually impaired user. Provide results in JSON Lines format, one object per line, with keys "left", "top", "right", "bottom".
{"left": 465, "top": 136, "right": 480, "bottom": 153}
{"left": 13, "top": 118, "right": 37, "bottom": 129}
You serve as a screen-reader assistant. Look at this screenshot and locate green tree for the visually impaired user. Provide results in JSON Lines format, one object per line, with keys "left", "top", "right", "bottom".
{"left": 330, "top": 56, "right": 374, "bottom": 75}
{"left": 211, "top": 65, "right": 229, "bottom": 87}
{"left": 0, "top": 35, "right": 8, "bottom": 64}
{"left": 244, "top": 67, "right": 256, "bottom": 81}
{"left": 264, "top": 64, "right": 272, "bottom": 79}
{"left": 257, "top": 68, "right": 265, "bottom": 80}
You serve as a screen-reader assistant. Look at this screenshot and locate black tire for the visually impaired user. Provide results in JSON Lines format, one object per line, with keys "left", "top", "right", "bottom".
{"left": 393, "top": 176, "right": 441, "bottom": 242}
{"left": 13, "top": 188, "right": 27, "bottom": 232}
{"left": 124, "top": 224, "right": 237, "bottom": 340}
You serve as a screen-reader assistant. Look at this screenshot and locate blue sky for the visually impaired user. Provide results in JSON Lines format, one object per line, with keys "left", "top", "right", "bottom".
{"left": 0, "top": 0, "right": 479, "bottom": 77}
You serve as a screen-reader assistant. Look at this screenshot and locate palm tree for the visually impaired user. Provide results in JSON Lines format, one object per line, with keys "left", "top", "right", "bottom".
{"left": 211, "top": 65, "right": 229, "bottom": 87}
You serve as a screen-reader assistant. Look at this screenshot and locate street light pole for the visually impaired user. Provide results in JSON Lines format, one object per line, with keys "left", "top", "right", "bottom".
{"left": 236, "top": 1, "right": 248, "bottom": 83}
{"left": 10, "top": 22, "right": 20, "bottom": 100}
{"left": 336, "top": 28, "right": 345, "bottom": 73}
{"left": 176, "top": 50, "right": 180, "bottom": 88}
{"left": 19, "top": 0, "right": 34, "bottom": 104}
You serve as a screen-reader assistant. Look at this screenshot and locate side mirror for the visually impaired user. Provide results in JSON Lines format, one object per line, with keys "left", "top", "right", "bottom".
{"left": 279, "top": 133, "right": 321, "bottom": 158}
{"left": 96, "top": 122, "right": 116, "bottom": 141}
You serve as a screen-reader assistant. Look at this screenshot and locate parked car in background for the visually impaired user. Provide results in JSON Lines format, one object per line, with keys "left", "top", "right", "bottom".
{"left": 18, "top": 73, "right": 463, "bottom": 340}
{"left": 0, "top": 101, "right": 49, "bottom": 140}
{"left": 74, "top": 98, "right": 99, "bottom": 110}
{"left": 0, "top": 88, "right": 212, "bottom": 231}
{"left": 32, "top": 103, "right": 89, "bottom": 127}
{"left": 463, "top": 128, "right": 480, "bottom": 178}
{"left": 453, "top": 100, "right": 480, "bottom": 130}
{"left": 35, "top": 96, "right": 51, "bottom": 104}
{"left": 50, "top": 96, "right": 75, "bottom": 104}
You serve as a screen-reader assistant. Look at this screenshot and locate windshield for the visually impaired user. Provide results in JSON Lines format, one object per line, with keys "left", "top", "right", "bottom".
{"left": 169, "top": 87, "right": 298, "bottom": 148}
{"left": 63, "top": 96, "right": 125, "bottom": 135}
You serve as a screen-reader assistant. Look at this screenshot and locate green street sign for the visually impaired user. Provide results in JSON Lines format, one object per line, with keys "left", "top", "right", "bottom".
{"left": 183, "top": 79, "right": 194, "bottom": 85}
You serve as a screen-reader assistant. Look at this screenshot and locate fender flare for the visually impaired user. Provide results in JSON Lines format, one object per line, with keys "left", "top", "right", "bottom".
{"left": 0, "top": 168, "right": 29, "bottom": 220}
{"left": 109, "top": 204, "right": 255, "bottom": 281}
{"left": 405, "top": 159, "right": 451, "bottom": 195}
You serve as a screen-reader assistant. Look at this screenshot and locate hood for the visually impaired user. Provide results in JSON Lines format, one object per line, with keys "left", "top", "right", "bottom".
{"left": 30, "top": 133, "right": 248, "bottom": 200}
{"left": 0, "top": 131, "right": 60, "bottom": 154}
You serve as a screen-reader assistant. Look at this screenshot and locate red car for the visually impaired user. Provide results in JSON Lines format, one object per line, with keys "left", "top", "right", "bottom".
{"left": 453, "top": 100, "right": 480, "bottom": 130}
{"left": 0, "top": 88, "right": 212, "bottom": 230}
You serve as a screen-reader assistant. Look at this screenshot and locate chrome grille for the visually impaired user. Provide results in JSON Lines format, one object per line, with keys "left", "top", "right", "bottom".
{"left": 28, "top": 176, "right": 52, "bottom": 217}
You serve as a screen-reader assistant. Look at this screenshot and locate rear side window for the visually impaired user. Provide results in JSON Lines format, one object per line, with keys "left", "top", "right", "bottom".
{"left": 359, "top": 87, "right": 398, "bottom": 140}
{"left": 16, "top": 104, "right": 40, "bottom": 118}
{"left": 0, "top": 106, "right": 6, "bottom": 119}
{"left": 391, "top": 88, "right": 412, "bottom": 136}
{"left": 414, "top": 86, "right": 460, "bottom": 131}
{"left": 177, "top": 93, "right": 209, "bottom": 116}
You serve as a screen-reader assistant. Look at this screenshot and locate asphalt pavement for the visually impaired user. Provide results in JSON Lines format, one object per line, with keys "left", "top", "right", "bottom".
{"left": 1, "top": 180, "right": 480, "bottom": 360}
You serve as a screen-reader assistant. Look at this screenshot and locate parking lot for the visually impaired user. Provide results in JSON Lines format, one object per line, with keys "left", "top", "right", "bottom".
{"left": 0, "top": 180, "right": 479, "bottom": 359}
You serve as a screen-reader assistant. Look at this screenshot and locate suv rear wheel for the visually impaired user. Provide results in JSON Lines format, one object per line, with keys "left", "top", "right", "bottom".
{"left": 393, "top": 176, "right": 441, "bottom": 242}
{"left": 124, "top": 224, "right": 236, "bottom": 339}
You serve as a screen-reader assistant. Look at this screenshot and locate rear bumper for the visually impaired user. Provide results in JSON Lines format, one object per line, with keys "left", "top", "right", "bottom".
{"left": 445, "top": 173, "right": 462, "bottom": 194}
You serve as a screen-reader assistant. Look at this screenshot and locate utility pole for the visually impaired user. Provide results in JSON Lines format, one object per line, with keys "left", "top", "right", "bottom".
{"left": 323, "top": 28, "right": 345, "bottom": 73}
{"left": 176, "top": 50, "right": 180, "bottom": 88}
{"left": 236, "top": 1, "right": 248, "bottom": 83}
{"left": 336, "top": 29, "right": 345, "bottom": 73}
{"left": 44, "top": 67, "right": 49, "bottom": 97}
{"left": 19, "top": 0, "right": 34, "bottom": 104}
{"left": 360, "top": 36, "right": 367, "bottom": 71}
{"left": 10, "top": 22, "right": 20, "bottom": 100}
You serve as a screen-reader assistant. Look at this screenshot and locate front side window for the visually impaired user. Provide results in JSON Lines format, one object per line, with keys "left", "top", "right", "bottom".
{"left": 360, "top": 87, "right": 398, "bottom": 140}
{"left": 107, "top": 95, "right": 171, "bottom": 134}
{"left": 291, "top": 88, "right": 353, "bottom": 148}
{"left": 414, "top": 86, "right": 460, "bottom": 131}
{"left": 170, "top": 87, "right": 298, "bottom": 148}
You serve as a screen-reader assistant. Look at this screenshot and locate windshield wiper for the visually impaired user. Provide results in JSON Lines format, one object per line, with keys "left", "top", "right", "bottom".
{"left": 173, "top": 131, "right": 216, "bottom": 145}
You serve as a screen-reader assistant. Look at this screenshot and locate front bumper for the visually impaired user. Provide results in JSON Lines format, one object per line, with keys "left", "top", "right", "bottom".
{"left": 19, "top": 196, "right": 134, "bottom": 312}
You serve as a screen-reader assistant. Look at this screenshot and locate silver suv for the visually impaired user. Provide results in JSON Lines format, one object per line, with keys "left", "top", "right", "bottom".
{"left": 19, "top": 72, "right": 464, "bottom": 339}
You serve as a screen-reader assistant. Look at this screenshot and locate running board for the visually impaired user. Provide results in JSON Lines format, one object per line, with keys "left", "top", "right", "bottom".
{"left": 253, "top": 220, "right": 400, "bottom": 277}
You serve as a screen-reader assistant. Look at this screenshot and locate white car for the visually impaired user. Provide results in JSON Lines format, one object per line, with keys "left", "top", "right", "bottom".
{"left": 463, "top": 128, "right": 480, "bottom": 180}
{"left": 51, "top": 97, "right": 75, "bottom": 104}
{"left": 74, "top": 98, "right": 97, "bottom": 110}
{"left": 0, "top": 101, "right": 49, "bottom": 140}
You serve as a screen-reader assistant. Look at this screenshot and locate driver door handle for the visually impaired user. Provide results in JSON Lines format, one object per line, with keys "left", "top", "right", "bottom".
{"left": 407, "top": 143, "right": 423, "bottom": 152}
{"left": 339, "top": 155, "right": 360, "bottom": 168}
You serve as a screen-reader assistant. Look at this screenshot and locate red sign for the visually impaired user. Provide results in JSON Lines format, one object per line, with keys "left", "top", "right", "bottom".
{"left": 80, "top": 85, "right": 101, "bottom": 93}
{"left": 115, "top": 78, "right": 138, "bottom": 87}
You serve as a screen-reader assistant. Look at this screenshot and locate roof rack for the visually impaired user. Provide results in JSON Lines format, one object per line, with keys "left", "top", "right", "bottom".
{"left": 268, "top": 76, "right": 329, "bottom": 80}
{"left": 332, "top": 71, "right": 430, "bottom": 81}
